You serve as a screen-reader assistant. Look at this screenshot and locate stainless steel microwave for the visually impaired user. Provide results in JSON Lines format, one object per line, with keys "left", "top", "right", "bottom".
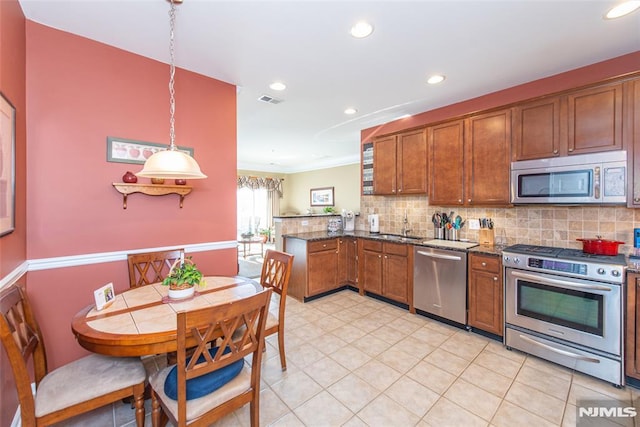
{"left": 511, "top": 151, "right": 627, "bottom": 205}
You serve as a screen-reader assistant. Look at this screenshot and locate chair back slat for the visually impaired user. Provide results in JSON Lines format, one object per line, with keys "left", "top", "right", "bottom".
{"left": 174, "top": 288, "right": 272, "bottom": 424}
{"left": 0, "top": 284, "right": 47, "bottom": 425}
{"left": 127, "top": 249, "right": 184, "bottom": 288}
{"left": 260, "top": 249, "right": 293, "bottom": 297}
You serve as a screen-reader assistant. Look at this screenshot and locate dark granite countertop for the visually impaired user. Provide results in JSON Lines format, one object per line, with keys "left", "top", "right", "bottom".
{"left": 469, "top": 244, "right": 507, "bottom": 256}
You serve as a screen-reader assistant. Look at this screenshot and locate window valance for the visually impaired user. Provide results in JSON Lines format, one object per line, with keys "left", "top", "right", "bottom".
{"left": 237, "top": 175, "right": 283, "bottom": 196}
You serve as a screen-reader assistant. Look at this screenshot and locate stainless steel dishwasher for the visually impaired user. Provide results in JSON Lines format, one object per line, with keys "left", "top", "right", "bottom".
{"left": 413, "top": 245, "right": 468, "bottom": 324}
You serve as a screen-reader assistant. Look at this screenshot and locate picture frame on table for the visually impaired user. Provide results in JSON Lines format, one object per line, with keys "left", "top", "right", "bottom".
{"left": 94, "top": 282, "right": 115, "bottom": 311}
{"left": 0, "top": 92, "right": 16, "bottom": 237}
{"left": 310, "top": 187, "right": 334, "bottom": 206}
{"left": 106, "top": 136, "right": 194, "bottom": 165}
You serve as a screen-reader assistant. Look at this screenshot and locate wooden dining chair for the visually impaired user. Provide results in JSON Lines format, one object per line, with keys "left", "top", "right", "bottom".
{"left": 127, "top": 248, "right": 184, "bottom": 288}
{"left": 260, "top": 249, "right": 294, "bottom": 371}
{"left": 0, "top": 284, "right": 146, "bottom": 426}
{"left": 149, "top": 288, "right": 273, "bottom": 427}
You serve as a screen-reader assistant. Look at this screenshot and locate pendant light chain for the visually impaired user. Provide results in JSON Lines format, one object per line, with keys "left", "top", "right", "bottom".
{"left": 168, "top": 0, "right": 177, "bottom": 151}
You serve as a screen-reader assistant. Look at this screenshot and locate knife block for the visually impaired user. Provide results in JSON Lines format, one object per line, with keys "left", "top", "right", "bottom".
{"left": 479, "top": 229, "right": 495, "bottom": 246}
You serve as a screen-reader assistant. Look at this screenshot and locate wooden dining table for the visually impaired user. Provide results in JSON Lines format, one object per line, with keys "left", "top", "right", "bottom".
{"left": 71, "top": 276, "right": 263, "bottom": 357}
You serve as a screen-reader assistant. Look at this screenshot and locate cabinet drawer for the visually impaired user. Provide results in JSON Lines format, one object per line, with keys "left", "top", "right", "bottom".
{"left": 362, "top": 239, "right": 383, "bottom": 252}
{"left": 470, "top": 254, "right": 500, "bottom": 272}
{"left": 384, "top": 242, "right": 408, "bottom": 256}
{"left": 308, "top": 239, "right": 337, "bottom": 253}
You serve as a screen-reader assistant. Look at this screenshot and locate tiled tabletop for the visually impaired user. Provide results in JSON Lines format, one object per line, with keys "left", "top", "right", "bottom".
{"left": 72, "top": 276, "right": 261, "bottom": 356}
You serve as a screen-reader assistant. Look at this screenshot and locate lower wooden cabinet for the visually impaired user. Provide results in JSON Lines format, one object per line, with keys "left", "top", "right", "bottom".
{"left": 338, "top": 237, "right": 358, "bottom": 285}
{"left": 359, "top": 240, "right": 412, "bottom": 306}
{"left": 468, "top": 253, "right": 503, "bottom": 336}
{"left": 285, "top": 237, "right": 340, "bottom": 300}
{"left": 626, "top": 273, "right": 640, "bottom": 379}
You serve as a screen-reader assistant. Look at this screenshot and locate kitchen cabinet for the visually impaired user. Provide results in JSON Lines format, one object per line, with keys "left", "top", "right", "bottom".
{"left": 429, "top": 108, "right": 511, "bottom": 206}
{"left": 359, "top": 240, "right": 412, "bottom": 306}
{"left": 372, "top": 128, "right": 427, "bottom": 195}
{"left": 338, "top": 237, "right": 358, "bottom": 285}
{"left": 626, "top": 272, "right": 640, "bottom": 380}
{"left": 284, "top": 237, "right": 340, "bottom": 300}
{"left": 468, "top": 253, "right": 503, "bottom": 336}
{"left": 628, "top": 78, "right": 640, "bottom": 206}
{"left": 512, "top": 81, "right": 624, "bottom": 161}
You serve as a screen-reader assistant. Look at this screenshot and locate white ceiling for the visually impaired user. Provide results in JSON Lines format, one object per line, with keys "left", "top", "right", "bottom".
{"left": 18, "top": 0, "right": 640, "bottom": 173}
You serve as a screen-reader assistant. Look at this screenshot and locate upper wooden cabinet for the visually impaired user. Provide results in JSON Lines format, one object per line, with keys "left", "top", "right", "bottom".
{"left": 429, "top": 120, "right": 465, "bottom": 205}
{"left": 429, "top": 109, "right": 511, "bottom": 206}
{"left": 372, "top": 129, "right": 427, "bottom": 195}
{"left": 513, "top": 82, "right": 624, "bottom": 161}
{"left": 628, "top": 78, "right": 640, "bottom": 206}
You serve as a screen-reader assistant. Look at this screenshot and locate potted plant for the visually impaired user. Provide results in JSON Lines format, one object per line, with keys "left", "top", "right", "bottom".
{"left": 162, "top": 257, "right": 204, "bottom": 299}
{"left": 258, "top": 228, "right": 271, "bottom": 243}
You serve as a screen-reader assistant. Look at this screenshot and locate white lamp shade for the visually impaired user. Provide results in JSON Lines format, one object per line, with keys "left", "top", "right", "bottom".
{"left": 136, "top": 150, "right": 207, "bottom": 179}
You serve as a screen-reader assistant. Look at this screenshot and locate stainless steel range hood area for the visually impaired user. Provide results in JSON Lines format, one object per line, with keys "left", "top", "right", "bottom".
{"left": 510, "top": 151, "right": 627, "bottom": 205}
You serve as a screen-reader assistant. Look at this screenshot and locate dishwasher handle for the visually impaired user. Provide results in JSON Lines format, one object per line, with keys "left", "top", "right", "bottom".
{"left": 416, "top": 250, "right": 462, "bottom": 261}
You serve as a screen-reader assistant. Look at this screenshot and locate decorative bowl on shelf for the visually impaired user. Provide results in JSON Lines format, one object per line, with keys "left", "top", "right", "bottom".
{"left": 151, "top": 177, "right": 165, "bottom": 184}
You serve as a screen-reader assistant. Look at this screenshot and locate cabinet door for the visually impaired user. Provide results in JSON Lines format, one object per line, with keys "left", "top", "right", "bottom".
{"left": 346, "top": 238, "right": 358, "bottom": 284}
{"left": 428, "top": 120, "right": 465, "bottom": 205}
{"left": 373, "top": 135, "right": 397, "bottom": 195}
{"left": 468, "top": 255, "right": 503, "bottom": 336}
{"left": 567, "top": 83, "right": 623, "bottom": 155}
{"left": 308, "top": 249, "right": 338, "bottom": 296}
{"left": 513, "top": 97, "right": 562, "bottom": 160}
{"left": 397, "top": 129, "right": 427, "bottom": 194}
{"left": 338, "top": 239, "right": 349, "bottom": 285}
{"left": 383, "top": 253, "right": 409, "bottom": 304}
{"left": 465, "top": 109, "right": 512, "bottom": 206}
{"left": 626, "top": 273, "right": 640, "bottom": 379}
{"left": 362, "top": 249, "right": 383, "bottom": 294}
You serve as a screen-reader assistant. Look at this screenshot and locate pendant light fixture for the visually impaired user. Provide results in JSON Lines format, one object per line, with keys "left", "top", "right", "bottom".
{"left": 137, "top": 0, "right": 207, "bottom": 180}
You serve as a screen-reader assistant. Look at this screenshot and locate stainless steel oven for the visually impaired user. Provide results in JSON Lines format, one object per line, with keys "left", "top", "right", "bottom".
{"left": 503, "top": 244, "right": 626, "bottom": 386}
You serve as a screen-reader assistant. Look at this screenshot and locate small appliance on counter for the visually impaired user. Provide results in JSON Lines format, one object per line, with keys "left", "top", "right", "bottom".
{"left": 368, "top": 214, "right": 379, "bottom": 233}
{"left": 342, "top": 210, "right": 355, "bottom": 232}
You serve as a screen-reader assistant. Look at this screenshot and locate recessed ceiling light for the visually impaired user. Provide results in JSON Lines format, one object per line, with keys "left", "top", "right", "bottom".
{"left": 605, "top": 1, "right": 640, "bottom": 18}
{"left": 350, "top": 21, "right": 374, "bottom": 38}
{"left": 427, "top": 74, "right": 446, "bottom": 85}
{"left": 269, "top": 82, "right": 286, "bottom": 91}
{"left": 344, "top": 107, "right": 358, "bottom": 115}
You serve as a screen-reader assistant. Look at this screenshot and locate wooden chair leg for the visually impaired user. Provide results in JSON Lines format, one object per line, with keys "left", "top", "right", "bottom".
{"left": 151, "top": 391, "right": 166, "bottom": 427}
{"left": 277, "top": 329, "right": 287, "bottom": 371}
{"left": 250, "top": 393, "right": 259, "bottom": 427}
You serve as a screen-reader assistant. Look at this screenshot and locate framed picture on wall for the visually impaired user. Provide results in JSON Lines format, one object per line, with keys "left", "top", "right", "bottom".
{"left": 106, "top": 136, "right": 194, "bottom": 165}
{"left": 0, "top": 92, "right": 16, "bottom": 237}
{"left": 310, "top": 187, "right": 334, "bottom": 206}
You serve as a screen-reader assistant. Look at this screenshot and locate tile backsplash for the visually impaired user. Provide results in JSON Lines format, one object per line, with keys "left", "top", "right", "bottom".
{"left": 359, "top": 195, "right": 640, "bottom": 255}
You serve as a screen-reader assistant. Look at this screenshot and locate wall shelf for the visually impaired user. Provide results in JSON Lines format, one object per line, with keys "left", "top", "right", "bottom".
{"left": 112, "top": 183, "right": 192, "bottom": 209}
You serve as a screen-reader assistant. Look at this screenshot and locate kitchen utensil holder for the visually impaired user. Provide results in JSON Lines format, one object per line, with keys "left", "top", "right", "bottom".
{"left": 447, "top": 229, "right": 458, "bottom": 241}
{"left": 479, "top": 229, "right": 495, "bottom": 246}
{"left": 434, "top": 228, "right": 444, "bottom": 239}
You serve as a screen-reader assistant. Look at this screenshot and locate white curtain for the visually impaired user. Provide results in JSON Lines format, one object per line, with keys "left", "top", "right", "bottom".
{"left": 237, "top": 176, "right": 283, "bottom": 240}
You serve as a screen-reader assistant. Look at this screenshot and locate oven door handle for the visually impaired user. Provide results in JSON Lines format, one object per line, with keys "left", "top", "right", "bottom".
{"left": 416, "top": 251, "right": 462, "bottom": 261}
{"left": 518, "top": 334, "right": 601, "bottom": 364}
{"left": 510, "top": 271, "right": 612, "bottom": 292}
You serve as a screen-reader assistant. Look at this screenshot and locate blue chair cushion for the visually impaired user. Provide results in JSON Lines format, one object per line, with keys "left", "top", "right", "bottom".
{"left": 164, "top": 346, "right": 244, "bottom": 400}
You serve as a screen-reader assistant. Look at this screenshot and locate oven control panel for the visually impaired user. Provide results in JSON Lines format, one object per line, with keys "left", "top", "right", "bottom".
{"left": 527, "top": 258, "right": 587, "bottom": 275}
{"left": 503, "top": 252, "right": 625, "bottom": 284}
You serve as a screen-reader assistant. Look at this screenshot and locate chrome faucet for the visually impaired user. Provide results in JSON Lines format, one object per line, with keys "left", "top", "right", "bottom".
{"left": 401, "top": 211, "right": 411, "bottom": 236}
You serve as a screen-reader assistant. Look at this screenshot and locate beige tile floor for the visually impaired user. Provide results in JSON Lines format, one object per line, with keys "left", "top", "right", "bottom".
{"left": 55, "top": 290, "right": 638, "bottom": 427}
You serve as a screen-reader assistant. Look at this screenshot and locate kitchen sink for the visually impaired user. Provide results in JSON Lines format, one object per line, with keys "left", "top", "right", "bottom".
{"left": 376, "top": 234, "right": 423, "bottom": 242}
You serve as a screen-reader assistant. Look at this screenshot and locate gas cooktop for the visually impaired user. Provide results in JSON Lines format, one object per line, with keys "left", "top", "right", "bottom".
{"left": 504, "top": 244, "right": 627, "bottom": 266}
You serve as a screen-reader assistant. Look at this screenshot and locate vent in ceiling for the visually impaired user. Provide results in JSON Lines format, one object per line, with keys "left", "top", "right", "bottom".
{"left": 258, "top": 95, "right": 283, "bottom": 104}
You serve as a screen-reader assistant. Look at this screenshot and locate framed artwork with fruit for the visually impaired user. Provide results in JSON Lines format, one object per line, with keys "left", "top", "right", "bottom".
{"left": 106, "top": 136, "right": 194, "bottom": 165}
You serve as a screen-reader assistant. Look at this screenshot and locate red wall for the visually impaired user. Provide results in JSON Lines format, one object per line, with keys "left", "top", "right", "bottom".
{"left": 24, "top": 21, "right": 238, "bottom": 369}
{"left": 0, "top": 0, "right": 26, "bottom": 424}
{"left": 362, "top": 51, "right": 640, "bottom": 141}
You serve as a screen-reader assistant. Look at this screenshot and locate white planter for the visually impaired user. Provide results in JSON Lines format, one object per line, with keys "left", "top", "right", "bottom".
{"left": 168, "top": 286, "right": 195, "bottom": 300}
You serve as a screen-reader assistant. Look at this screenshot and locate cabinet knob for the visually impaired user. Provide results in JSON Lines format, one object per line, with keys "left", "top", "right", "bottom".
{"left": 378, "top": 255, "right": 382, "bottom": 258}
{"left": 494, "top": 277, "right": 498, "bottom": 281}
{"left": 481, "top": 262, "right": 487, "bottom": 267}
{"left": 553, "top": 149, "right": 558, "bottom": 155}
{"left": 635, "top": 197, "right": 640, "bottom": 203}
{"left": 568, "top": 148, "right": 574, "bottom": 152}
{"left": 468, "top": 199, "right": 472, "bottom": 202}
